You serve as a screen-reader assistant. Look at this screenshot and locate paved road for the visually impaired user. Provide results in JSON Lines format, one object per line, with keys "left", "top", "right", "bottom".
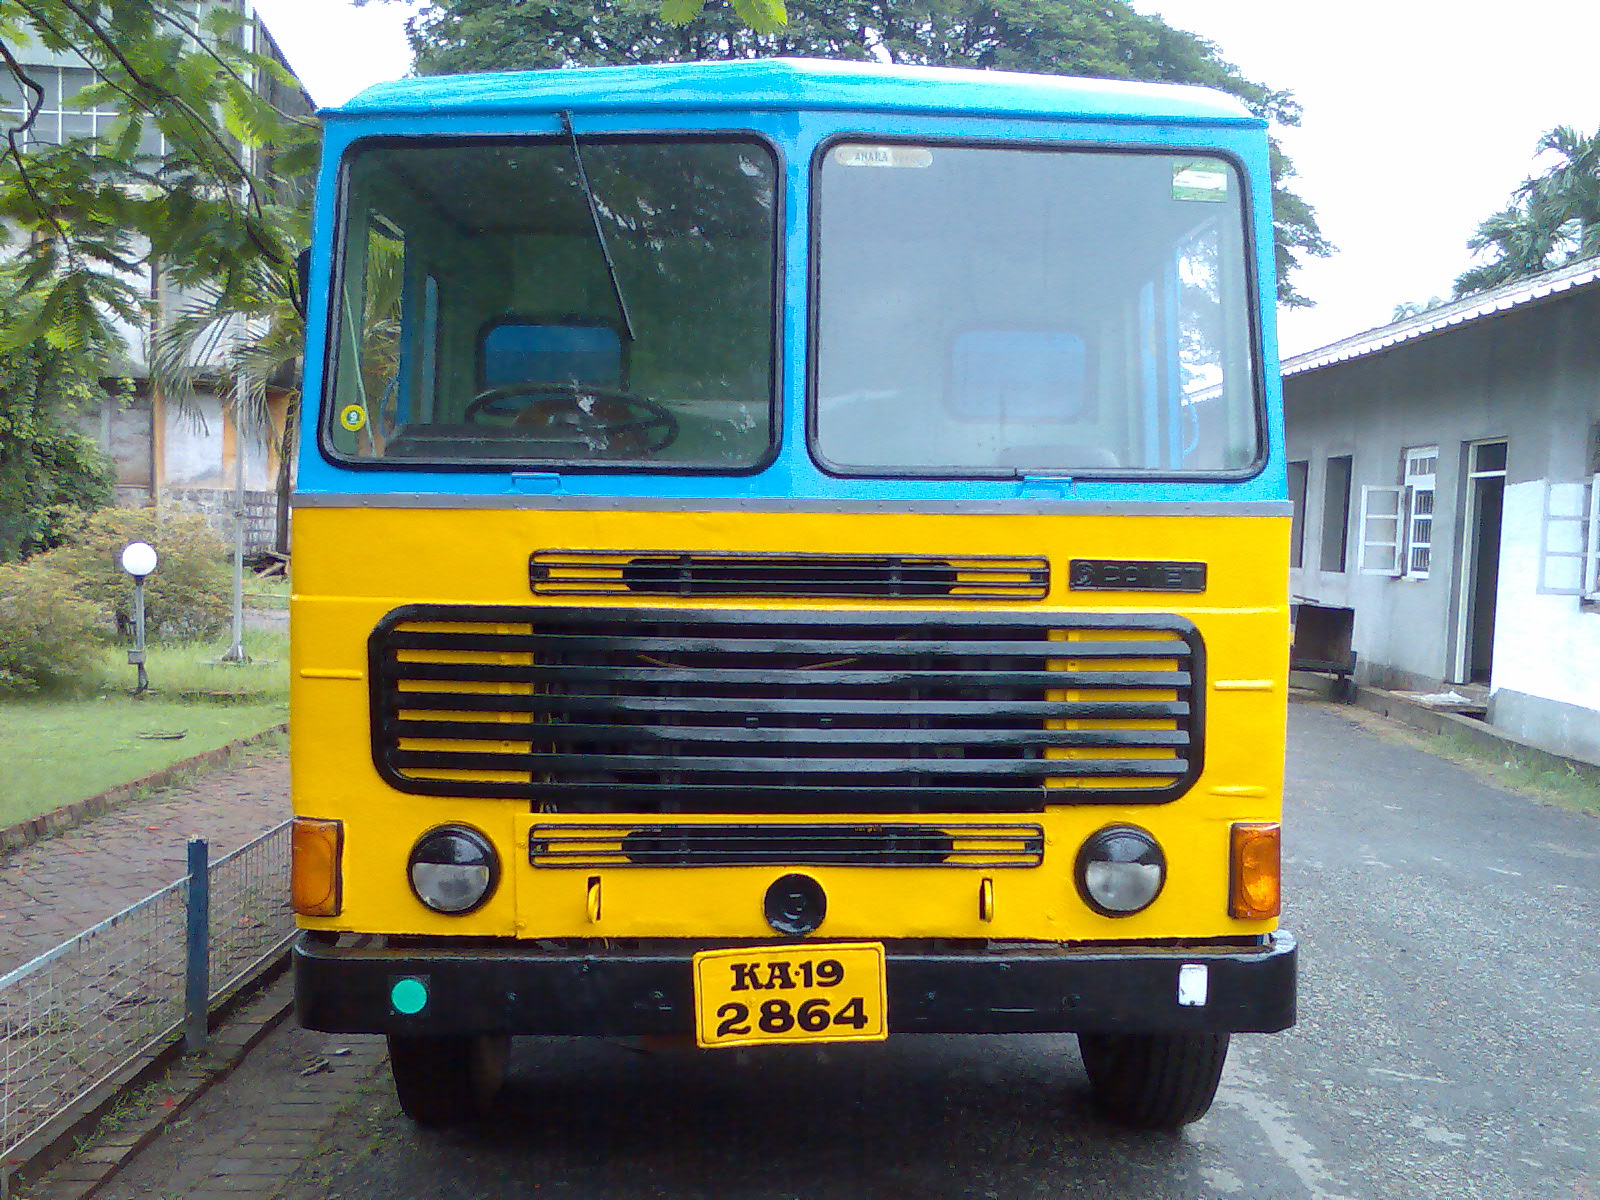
{"left": 85, "top": 701, "right": 1600, "bottom": 1200}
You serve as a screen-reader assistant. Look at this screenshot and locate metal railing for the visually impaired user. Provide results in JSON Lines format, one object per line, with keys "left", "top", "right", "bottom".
{"left": 0, "top": 820, "right": 293, "bottom": 1163}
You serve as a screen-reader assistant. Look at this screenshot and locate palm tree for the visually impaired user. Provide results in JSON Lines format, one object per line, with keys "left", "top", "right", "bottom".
{"left": 1455, "top": 123, "right": 1600, "bottom": 297}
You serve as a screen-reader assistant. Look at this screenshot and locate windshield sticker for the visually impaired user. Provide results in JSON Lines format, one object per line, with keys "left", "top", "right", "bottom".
{"left": 834, "top": 145, "right": 934, "bottom": 169}
{"left": 1172, "top": 160, "right": 1229, "bottom": 202}
{"left": 339, "top": 404, "right": 367, "bottom": 432}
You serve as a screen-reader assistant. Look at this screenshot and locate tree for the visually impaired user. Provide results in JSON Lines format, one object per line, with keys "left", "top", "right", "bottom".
{"left": 1455, "top": 124, "right": 1600, "bottom": 297}
{"left": 372, "top": 0, "right": 1332, "bottom": 306}
{"left": 0, "top": 334, "right": 114, "bottom": 562}
{"left": 0, "top": 0, "right": 318, "bottom": 551}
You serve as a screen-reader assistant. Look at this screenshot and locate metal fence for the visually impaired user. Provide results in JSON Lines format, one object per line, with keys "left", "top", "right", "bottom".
{"left": 0, "top": 820, "right": 294, "bottom": 1162}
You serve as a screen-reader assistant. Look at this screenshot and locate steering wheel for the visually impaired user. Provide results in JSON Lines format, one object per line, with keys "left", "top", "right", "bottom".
{"left": 463, "top": 381, "right": 679, "bottom": 455}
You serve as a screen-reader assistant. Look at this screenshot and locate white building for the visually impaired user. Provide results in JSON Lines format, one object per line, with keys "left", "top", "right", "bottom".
{"left": 1282, "top": 257, "right": 1600, "bottom": 766}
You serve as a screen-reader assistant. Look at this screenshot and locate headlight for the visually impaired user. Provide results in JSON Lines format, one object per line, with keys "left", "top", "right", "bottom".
{"left": 408, "top": 826, "right": 499, "bottom": 914}
{"left": 1074, "top": 825, "right": 1166, "bottom": 916}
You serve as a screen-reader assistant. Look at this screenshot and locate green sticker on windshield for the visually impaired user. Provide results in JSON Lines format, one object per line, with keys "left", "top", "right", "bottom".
{"left": 1172, "top": 160, "right": 1228, "bottom": 202}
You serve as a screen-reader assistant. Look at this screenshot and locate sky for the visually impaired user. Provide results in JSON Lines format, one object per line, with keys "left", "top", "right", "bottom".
{"left": 251, "top": 0, "right": 1600, "bottom": 357}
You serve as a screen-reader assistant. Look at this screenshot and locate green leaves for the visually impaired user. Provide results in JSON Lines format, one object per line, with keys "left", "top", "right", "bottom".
{"left": 402, "top": 0, "right": 1327, "bottom": 305}
{"left": 1456, "top": 123, "right": 1600, "bottom": 297}
{"left": 0, "top": 0, "right": 317, "bottom": 447}
{"left": 730, "top": 0, "right": 789, "bottom": 34}
{"left": 661, "top": 0, "right": 787, "bottom": 31}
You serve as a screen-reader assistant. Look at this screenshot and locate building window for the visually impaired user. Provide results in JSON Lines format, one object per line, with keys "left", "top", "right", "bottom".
{"left": 0, "top": 64, "right": 164, "bottom": 157}
{"left": 1359, "top": 446, "right": 1438, "bottom": 578}
{"left": 1319, "top": 455, "right": 1352, "bottom": 572}
{"left": 1402, "top": 446, "right": 1438, "bottom": 578}
{"left": 1539, "top": 474, "right": 1598, "bottom": 596}
{"left": 1287, "top": 460, "right": 1308, "bottom": 569}
{"left": 1586, "top": 476, "right": 1600, "bottom": 600}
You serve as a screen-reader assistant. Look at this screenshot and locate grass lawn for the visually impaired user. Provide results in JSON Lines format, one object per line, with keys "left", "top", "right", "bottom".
{"left": 0, "top": 633, "right": 289, "bottom": 827}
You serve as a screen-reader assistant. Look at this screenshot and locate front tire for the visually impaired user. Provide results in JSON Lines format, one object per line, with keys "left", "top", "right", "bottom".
{"left": 1077, "top": 1032, "right": 1229, "bottom": 1131}
{"left": 387, "top": 1034, "right": 509, "bottom": 1127}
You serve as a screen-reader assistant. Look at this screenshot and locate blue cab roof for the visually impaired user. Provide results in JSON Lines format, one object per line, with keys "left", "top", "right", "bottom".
{"left": 331, "top": 57, "right": 1261, "bottom": 127}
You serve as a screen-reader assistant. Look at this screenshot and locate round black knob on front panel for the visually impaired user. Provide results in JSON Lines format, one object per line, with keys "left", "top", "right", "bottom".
{"left": 764, "top": 874, "right": 827, "bottom": 936}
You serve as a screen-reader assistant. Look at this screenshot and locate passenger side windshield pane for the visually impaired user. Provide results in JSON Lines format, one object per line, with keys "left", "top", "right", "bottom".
{"left": 814, "top": 144, "right": 1259, "bottom": 476}
{"left": 327, "top": 138, "right": 777, "bottom": 470}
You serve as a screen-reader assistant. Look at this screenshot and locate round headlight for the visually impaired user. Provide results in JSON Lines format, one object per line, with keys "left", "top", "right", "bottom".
{"left": 1074, "top": 825, "right": 1166, "bottom": 916}
{"left": 408, "top": 826, "right": 498, "bottom": 915}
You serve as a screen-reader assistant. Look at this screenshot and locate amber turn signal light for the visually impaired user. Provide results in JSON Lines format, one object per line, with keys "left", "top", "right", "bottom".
{"left": 1229, "top": 822, "right": 1281, "bottom": 920}
{"left": 292, "top": 816, "right": 344, "bottom": 918}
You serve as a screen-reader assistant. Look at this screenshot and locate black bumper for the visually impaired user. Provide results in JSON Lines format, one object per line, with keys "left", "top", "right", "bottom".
{"left": 295, "top": 931, "right": 1295, "bottom": 1037}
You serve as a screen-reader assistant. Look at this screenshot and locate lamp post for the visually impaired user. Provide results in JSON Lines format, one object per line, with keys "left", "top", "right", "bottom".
{"left": 121, "top": 541, "right": 158, "bottom": 695}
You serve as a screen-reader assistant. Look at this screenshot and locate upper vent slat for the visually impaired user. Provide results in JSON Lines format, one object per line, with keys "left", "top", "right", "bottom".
{"left": 530, "top": 551, "right": 1048, "bottom": 600}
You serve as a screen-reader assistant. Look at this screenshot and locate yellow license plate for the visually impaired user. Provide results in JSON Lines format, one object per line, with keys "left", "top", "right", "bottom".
{"left": 692, "top": 942, "right": 889, "bottom": 1049}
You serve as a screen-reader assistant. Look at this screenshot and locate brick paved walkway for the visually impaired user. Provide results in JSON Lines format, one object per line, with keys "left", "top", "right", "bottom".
{"left": 27, "top": 975, "right": 390, "bottom": 1200}
{"left": 0, "top": 751, "right": 291, "bottom": 975}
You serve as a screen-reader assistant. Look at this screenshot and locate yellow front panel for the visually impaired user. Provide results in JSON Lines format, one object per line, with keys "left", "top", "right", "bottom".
{"left": 290, "top": 504, "right": 1288, "bottom": 944}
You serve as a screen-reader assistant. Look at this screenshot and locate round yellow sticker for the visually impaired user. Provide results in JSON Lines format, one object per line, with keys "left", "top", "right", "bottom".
{"left": 339, "top": 405, "right": 367, "bottom": 432}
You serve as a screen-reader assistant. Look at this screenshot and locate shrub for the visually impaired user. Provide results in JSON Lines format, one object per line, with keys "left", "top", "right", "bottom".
{"left": 0, "top": 560, "right": 104, "bottom": 694}
{"left": 39, "top": 507, "right": 230, "bottom": 641}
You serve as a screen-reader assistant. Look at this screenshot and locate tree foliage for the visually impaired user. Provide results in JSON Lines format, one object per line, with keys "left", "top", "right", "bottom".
{"left": 0, "top": 334, "right": 115, "bottom": 563}
{"left": 0, "top": 0, "right": 317, "bottom": 422}
{"left": 375, "top": 0, "right": 1332, "bottom": 306}
{"left": 1455, "top": 124, "right": 1600, "bottom": 297}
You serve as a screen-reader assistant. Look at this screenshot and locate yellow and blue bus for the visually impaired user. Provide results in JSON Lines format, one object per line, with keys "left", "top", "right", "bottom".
{"left": 290, "top": 58, "right": 1295, "bottom": 1132}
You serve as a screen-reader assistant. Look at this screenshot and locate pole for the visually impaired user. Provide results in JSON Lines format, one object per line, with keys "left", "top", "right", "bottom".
{"left": 184, "top": 837, "right": 211, "bottom": 1053}
{"left": 129, "top": 577, "right": 148, "bottom": 694}
{"left": 223, "top": 366, "right": 249, "bottom": 663}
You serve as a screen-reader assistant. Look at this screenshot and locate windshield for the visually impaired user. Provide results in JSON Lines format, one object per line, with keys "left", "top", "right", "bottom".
{"left": 325, "top": 136, "right": 778, "bottom": 471}
{"left": 813, "top": 142, "right": 1261, "bottom": 477}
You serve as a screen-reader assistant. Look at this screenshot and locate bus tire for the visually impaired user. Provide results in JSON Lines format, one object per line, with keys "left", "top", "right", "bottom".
{"left": 387, "top": 1034, "right": 509, "bottom": 1127}
{"left": 1076, "top": 1031, "right": 1229, "bottom": 1131}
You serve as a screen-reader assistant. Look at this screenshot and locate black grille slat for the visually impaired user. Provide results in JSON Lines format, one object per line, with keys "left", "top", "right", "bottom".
{"left": 390, "top": 748, "right": 1186, "bottom": 778}
{"left": 526, "top": 823, "right": 1045, "bottom": 868}
{"left": 392, "top": 691, "right": 1190, "bottom": 721}
{"left": 369, "top": 604, "right": 1204, "bottom": 813}
{"left": 389, "top": 719, "right": 1188, "bottom": 749}
{"left": 389, "top": 779, "right": 1094, "bottom": 810}
{"left": 392, "top": 661, "right": 1191, "bottom": 690}
{"left": 389, "top": 631, "right": 1187, "bottom": 659}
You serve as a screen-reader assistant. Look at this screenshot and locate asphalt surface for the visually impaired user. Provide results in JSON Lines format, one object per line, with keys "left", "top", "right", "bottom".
{"left": 91, "top": 700, "right": 1600, "bottom": 1200}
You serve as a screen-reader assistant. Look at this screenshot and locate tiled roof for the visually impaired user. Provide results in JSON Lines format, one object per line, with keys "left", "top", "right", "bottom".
{"left": 1282, "top": 255, "right": 1600, "bottom": 377}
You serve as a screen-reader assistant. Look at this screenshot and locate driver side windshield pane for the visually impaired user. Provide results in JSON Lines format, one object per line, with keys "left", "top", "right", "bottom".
{"left": 325, "top": 137, "right": 778, "bottom": 470}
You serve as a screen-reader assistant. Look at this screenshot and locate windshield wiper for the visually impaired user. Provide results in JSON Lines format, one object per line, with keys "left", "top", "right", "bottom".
{"left": 560, "top": 110, "right": 635, "bottom": 344}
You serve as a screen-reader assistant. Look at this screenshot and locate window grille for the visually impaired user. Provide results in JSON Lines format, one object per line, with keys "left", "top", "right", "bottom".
{"left": 0, "top": 65, "right": 165, "bottom": 157}
{"left": 1402, "top": 446, "right": 1438, "bottom": 579}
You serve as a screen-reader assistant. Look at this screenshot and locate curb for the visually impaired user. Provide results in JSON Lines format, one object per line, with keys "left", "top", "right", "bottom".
{"left": 1291, "top": 671, "right": 1600, "bottom": 793}
{"left": 1351, "top": 685, "right": 1600, "bottom": 791}
{"left": 0, "top": 723, "right": 288, "bottom": 857}
{"left": 11, "top": 962, "right": 298, "bottom": 1200}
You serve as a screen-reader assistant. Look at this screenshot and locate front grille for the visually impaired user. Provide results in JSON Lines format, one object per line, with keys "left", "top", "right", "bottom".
{"left": 369, "top": 605, "right": 1203, "bottom": 813}
{"left": 529, "top": 550, "right": 1048, "bottom": 600}
{"left": 527, "top": 823, "right": 1045, "bottom": 868}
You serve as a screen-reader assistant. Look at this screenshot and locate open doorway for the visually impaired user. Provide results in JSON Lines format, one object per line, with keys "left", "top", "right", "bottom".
{"left": 1452, "top": 440, "right": 1507, "bottom": 684}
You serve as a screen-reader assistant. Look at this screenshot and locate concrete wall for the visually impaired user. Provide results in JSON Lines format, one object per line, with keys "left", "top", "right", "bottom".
{"left": 1284, "top": 284, "right": 1600, "bottom": 764}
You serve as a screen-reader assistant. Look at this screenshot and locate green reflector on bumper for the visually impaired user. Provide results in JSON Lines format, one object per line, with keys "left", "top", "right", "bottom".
{"left": 391, "top": 976, "right": 428, "bottom": 1015}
